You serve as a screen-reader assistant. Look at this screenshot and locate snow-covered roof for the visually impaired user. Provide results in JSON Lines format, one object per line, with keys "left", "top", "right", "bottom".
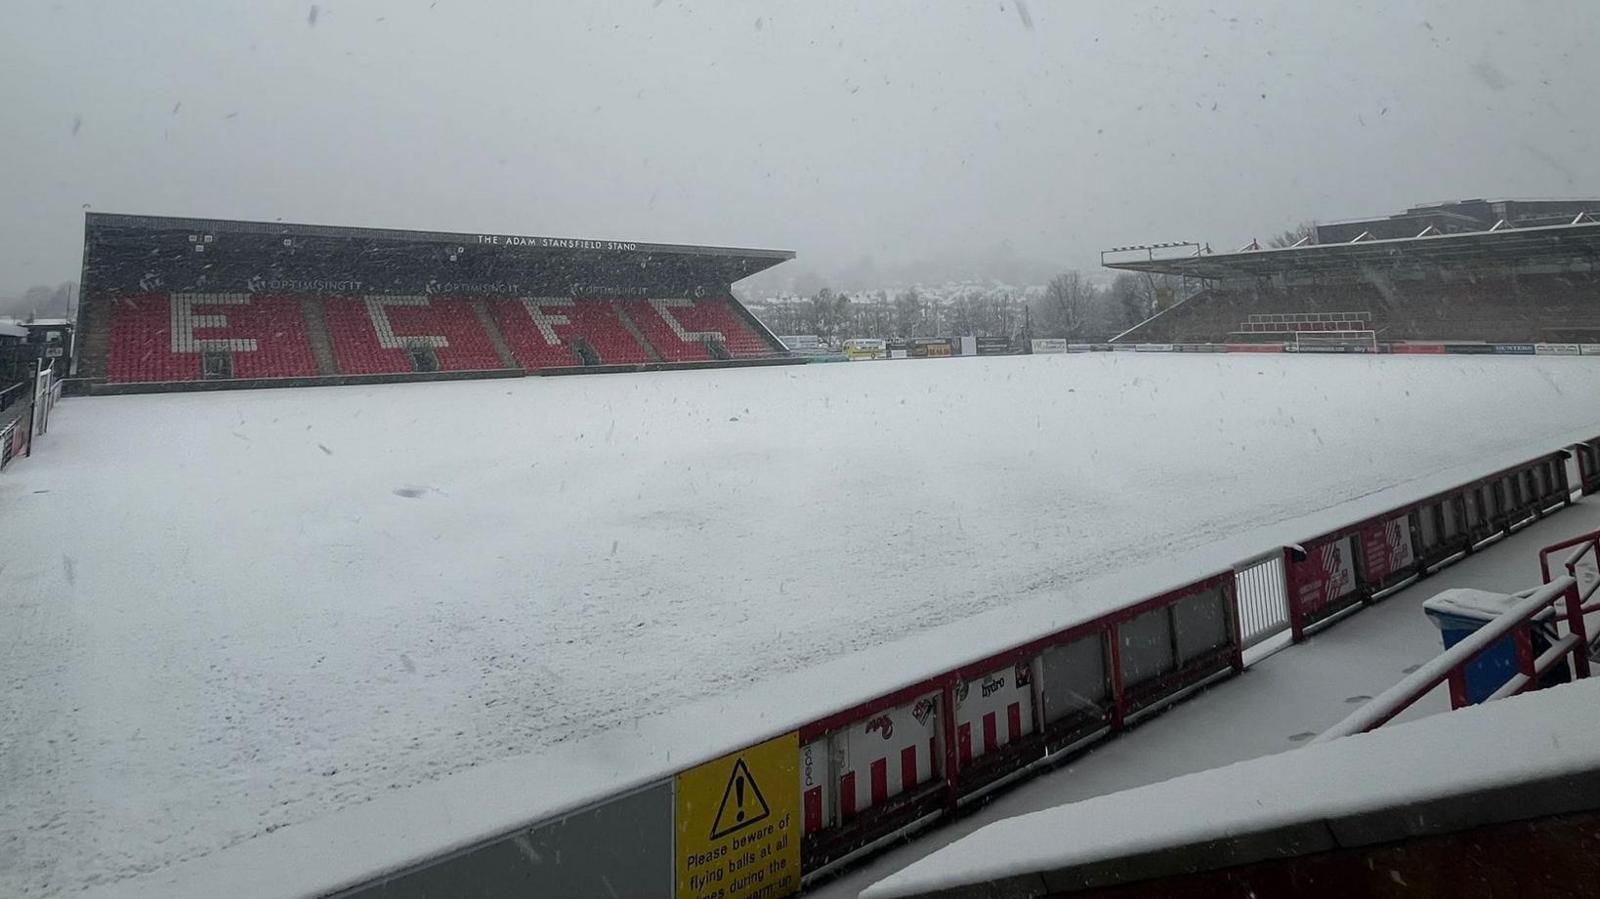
{"left": 1103, "top": 220, "right": 1600, "bottom": 279}
{"left": 83, "top": 212, "right": 794, "bottom": 294}
{"left": 861, "top": 677, "right": 1600, "bottom": 898}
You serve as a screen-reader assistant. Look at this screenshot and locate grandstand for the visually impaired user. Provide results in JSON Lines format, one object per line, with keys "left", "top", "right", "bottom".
{"left": 75, "top": 213, "right": 794, "bottom": 391}
{"left": 1107, "top": 200, "right": 1600, "bottom": 348}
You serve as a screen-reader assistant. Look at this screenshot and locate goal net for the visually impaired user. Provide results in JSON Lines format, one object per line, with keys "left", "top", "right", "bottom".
{"left": 1293, "top": 330, "right": 1378, "bottom": 353}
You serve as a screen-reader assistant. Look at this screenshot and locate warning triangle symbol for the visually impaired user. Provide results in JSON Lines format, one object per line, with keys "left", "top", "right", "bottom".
{"left": 709, "top": 757, "right": 771, "bottom": 840}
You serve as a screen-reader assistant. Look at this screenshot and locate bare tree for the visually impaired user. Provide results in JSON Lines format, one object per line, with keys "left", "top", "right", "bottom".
{"left": 2, "top": 282, "right": 75, "bottom": 320}
{"left": 1116, "top": 271, "right": 1186, "bottom": 327}
{"left": 948, "top": 291, "right": 979, "bottom": 335}
{"left": 894, "top": 289, "right": 923, "bottom": 337}
{"left": 810, "top": 288, "right": 851, "bottom": 338}
{"left": 989, "top": 292, "right": 1021, "bottom": 337}
{"left": 1112, "top": 273, "right": 1149, "bottom": 328}
{"left": 1267, "top": 221, "right": 1318, "bottom": 249}
{"left": 1041, "top": 271, "right": 1095, "bottom": 339}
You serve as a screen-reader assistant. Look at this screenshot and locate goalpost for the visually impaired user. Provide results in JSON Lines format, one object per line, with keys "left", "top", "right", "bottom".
{"left": 1293, "top": 330, "right": 1378, "bottom": 353}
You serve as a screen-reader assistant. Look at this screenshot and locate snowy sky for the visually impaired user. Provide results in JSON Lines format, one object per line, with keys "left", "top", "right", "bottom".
{"left": 1, "top": 0, "right": 1596, "bottom": 293}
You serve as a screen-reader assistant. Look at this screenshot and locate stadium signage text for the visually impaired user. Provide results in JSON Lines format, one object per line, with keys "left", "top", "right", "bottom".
{"left": 246, "top": 277, "right": 363, "bottom": 292}
{"left": 476, "top": 234, "right": 639, "bottom": 252}
{"left": 424, "top": 280, "right": 523, "bottom": 295}
{"left": 568, "top": 283, "right": 653, "bottom": 297}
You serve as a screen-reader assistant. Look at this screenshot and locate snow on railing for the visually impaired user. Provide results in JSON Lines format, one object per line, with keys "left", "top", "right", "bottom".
{"left": 1540, "top": 529, "right": 1600, "bottom": 612}
{"left": 0, "top": 418, "right": 19, "bottom": 471}
{"left": 1537, "top": 530, "right": 1600, "bottom": 671}
{"left": 1314, "top": 575, "right": 1586, "bottom": 743}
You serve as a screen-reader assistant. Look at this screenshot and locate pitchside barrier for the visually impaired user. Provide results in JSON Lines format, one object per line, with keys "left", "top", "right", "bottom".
{"left": 0, "top": 362, "right": 63, "bottom": 474}
{"left": 0, "top": 416, "right": 28, "bottom": 470}
{"left": 1031, "top": 340, "right": 1600, "bottom": 355}
{"left": 315, "top": 439, "right": 1597, "bottom": 899}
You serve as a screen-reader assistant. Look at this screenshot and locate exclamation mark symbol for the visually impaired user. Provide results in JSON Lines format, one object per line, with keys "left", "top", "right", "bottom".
{"left": 735, "top": 774, "right": 746, "bottom": 822}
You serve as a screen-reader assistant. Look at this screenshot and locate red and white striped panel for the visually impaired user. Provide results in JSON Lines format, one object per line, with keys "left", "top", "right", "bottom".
{"left": 799, "top": 737, "right": 832, "bottom": 836}
{"left": 1292, "top": 534, "right": 1358, "bottom": 616}
{"left": 954, "top": 662, "right": 1036, "bottom": 770}
{"left": 831, "top": 692, "right": 941, "bottom": 825}
{"left": 1360, "top": 515, "right": 1415, "bottom": 584}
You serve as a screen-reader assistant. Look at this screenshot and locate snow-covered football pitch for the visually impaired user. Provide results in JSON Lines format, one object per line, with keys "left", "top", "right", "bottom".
{"left": 5, "top": 352, "right": 1600, "bottom": 895}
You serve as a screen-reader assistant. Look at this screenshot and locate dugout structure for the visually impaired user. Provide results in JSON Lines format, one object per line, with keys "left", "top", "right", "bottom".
{"left": 1106, "top": 211, "right": 1600, "bottom": 348}
{"left": 75, "top": 213, "right": 794, "bottom": 391}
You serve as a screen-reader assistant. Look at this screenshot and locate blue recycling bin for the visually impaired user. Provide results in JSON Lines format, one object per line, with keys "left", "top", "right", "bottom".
{"left": 1422, "top": 589, "right": 1569, "bottom": 705}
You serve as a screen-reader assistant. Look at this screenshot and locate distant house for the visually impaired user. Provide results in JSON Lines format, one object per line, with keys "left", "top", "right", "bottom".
{"left": 0, "top": 319, "right": 28, "bottom": 384}
{"left": 0, "top": 316, "right": 74, "bottom": 383}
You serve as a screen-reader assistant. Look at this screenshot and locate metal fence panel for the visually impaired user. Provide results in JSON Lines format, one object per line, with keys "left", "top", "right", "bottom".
{"left": 1038, "top": 635, "right": 1107, "bottom": 725}
{"left": 1118, "top": 606, "right": 1176, "bottom": 687}
{"left": 0, "top": 421, "right": 15, "bottom": 470}
{"left": 1172, "top": 586, "right": 1230, "bottom": 664}
{"left": 1417, "top": 505, "right": 1439, "bottom": 551}
{"left": 1234, "top": 552, "right": 1289, "bottom": 648}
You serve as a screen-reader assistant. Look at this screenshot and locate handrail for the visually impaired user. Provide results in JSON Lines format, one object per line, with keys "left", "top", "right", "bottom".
{"left": 1561, "top": 538, "right": 1595, "bottom": 572}
{"left": 1314, "top": 576, "right": 1577, "bottom": 743}
{"left": 1536, "top": 531, "right": 1597, "bottom": 678}
{"left": 1538, "top": 528, "right": 1600, "bottom": 581}
{"left": 1485, "top": 633, "right": 1582, "bottom": 702}
{"left": 1569, "top": 547, "right": 1600, "bottom": 613}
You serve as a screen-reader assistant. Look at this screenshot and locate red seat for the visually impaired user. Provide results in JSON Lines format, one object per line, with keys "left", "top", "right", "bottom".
{"left": 657, "top": 297, "right": 777, "bottom": 358}
{"left": 323, "top": 296, "right": 503, "bottom": 374}
{"left": 106, "top": 293, "right": 317, "bottom": 383}
{"left": 626, "top": 299, "right": 711, "bottom": 362}
{"left": 625, "top": 297, "right": 778, "bottom": 361}
{"left": 488, "top": 298, "right": 652, "bottom": 369}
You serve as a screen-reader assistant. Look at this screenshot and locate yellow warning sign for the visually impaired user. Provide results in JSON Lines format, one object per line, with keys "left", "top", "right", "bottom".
{"left": 710, "top": 757, "right": 771, "bottom": 839}
{"left": 676, "top": 732, "right": 800, "bottom": 899}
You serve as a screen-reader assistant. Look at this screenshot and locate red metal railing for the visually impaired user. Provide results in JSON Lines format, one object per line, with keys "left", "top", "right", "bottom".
{"left": 796, "top": 571, "right": 1242, "bottom": 871}
{"left": 1538, "top": 530, "right": 1599, "bottom": 679}
{"left": 1314, "top": 575, "right": 1589, "bottom": 743}
{"left": 791, "top": 444, "right": 1596, "bottom": 879}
